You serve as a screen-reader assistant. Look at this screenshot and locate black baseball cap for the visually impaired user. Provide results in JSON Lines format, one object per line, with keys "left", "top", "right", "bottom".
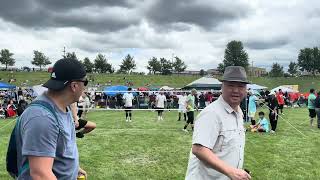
{"left": 43, "top": 58, "right": 86, "bottom": 90}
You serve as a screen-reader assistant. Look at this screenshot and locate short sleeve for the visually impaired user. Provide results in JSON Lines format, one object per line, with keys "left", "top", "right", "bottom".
{"left": 192, "top": 110, "right": 220, "bottom": 149}
{"left": 21, "top": 114, "right": 59, "bottom": 158}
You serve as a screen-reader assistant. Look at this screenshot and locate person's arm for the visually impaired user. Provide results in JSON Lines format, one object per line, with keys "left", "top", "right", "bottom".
{"left": 70, "top": 103, "right": 79, "bottom": 128}
{"left": 28, "top": 156, "right": 56, "bottom": 180}
{"left": 192, "top": 145, "right": 251, "bottom": 180}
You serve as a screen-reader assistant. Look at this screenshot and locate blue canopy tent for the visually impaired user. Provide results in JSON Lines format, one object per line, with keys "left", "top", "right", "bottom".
{"left": 103, "top": 85, "right": 137, "bottom": 96}
{"left": 0, "top": 82, "right": 16, "bottom": 89}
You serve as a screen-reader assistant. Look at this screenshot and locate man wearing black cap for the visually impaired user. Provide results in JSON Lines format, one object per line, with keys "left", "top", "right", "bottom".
{"left": 16, "top": 58, "right": 87, "bottom": 179}
{"left": 186, "top": 66, "right": 251, "bottom": 180}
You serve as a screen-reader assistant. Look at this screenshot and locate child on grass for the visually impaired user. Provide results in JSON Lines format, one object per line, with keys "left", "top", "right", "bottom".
{"left": 249, "top": 111, "right": 270, "bottom": 133}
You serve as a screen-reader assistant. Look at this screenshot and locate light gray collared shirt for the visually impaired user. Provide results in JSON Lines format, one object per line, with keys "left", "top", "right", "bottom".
{"left": 185, "top": 96, "right": 245, "bottom": 180}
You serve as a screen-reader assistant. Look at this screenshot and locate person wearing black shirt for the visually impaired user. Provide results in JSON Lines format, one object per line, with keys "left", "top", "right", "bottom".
{"left": 314, "top": 91, "right": 320, "bottom": 129}
{"left": 268, "top": 94, "right": 278, "bottom": 133}
{"left": 199, "top": 92, "right": 206, "bottom": 109}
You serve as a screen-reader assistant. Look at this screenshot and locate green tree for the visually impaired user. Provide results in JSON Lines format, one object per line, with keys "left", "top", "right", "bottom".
{"left": 217, "top": 63, "right": 225, "bottom": 74}
{"left": 288, "top": 61, "right": 298, "bottom": 76}
{"left": 31, "top": 50, "right": 51, "bottom": 71}
{"left": 297, "top": 47, "right": 319, "bottom": 76}
{"left": 119, "top": 54, "right": 136, "bottom": 74}
{"left": 82, "top": 57, "right": 94, "bottom": 73}
{"left": 269, "top": 63, "right": 284, "bottom": 77}
{"left": 160, "top": 58, "right": 173, "bottom": 75}
{"left": 0, "top": 49, "right": 15, "bottom": 70}
{"left": 313, "top": 47, "right": 320, "bottom": 75}
{"left": 172, "top": 56, "right": 187, "bottom": 74}
{"left": 94, "top": 54, "right": 114, "bottom": 73}
{"left": 65, "top": 52, "right": 78, "bottom": 60}
{"left": 222, "top": 40, "right": 249, "bottom": 70}
{"left": 146, "top": 57, "right": 161, "bottom": 74}
{"left": 199, "top": 69, "right": 206, "bottom": 76}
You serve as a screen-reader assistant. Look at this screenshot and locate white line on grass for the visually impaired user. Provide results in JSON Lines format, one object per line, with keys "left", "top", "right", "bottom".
{"left": 0, "top": 119, "right": 16, "bottom": 132}
{"left": 261, "top": 103, "right": 308, "bottom": 138}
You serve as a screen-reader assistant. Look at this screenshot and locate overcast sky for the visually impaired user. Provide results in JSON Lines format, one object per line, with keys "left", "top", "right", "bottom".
{"left": 0, "top": 0, "right": 320, "bottom": 72}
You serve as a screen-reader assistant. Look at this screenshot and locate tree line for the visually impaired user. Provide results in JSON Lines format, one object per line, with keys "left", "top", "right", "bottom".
{"left": 215, "top": 40, "right": 320, "bottom": 77}
{"left": 0, "top": 49, "right": 187, "bottom": 75}
{"left": 1, "top": 41, "right": 319, "bottom": 76}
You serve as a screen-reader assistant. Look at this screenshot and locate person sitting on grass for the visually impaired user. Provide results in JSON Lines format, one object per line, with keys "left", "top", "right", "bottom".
{"left": 249, "top": 111, "right": 270, "bottom": 133}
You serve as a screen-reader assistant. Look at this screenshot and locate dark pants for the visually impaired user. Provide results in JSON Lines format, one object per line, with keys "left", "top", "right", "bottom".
{"left": 269, "top": 110, "right": 278, "bottom": 131}
{"left": 186, "top": 111, "right": 194, "bottom": 124}
{"left": 316, "top": 108, "right": 320, "bottom": 128}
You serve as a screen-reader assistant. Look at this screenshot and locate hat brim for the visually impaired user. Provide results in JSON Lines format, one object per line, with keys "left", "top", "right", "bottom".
{"left": 219, "top": 78, "right": 251, "bottom": 84}
{"left": 43, "top": 79, "right": 68, "bottom": 91}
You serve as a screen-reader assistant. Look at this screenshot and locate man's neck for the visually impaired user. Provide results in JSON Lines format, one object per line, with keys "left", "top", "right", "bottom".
{"left": 46, "top": 91, "right": 71, "bottom": 112}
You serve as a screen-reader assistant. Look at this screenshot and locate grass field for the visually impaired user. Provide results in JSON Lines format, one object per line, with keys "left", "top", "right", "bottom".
{"left": 0, "top": 71, "right": 320, "bottom": 92}
{"left": 0, "top": 107, "right": 319, "bottom": 179}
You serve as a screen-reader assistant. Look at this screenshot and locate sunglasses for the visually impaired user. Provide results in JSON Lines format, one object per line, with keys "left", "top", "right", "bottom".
{"left": 68, "top": 79, "right": 88, "bottom": 86}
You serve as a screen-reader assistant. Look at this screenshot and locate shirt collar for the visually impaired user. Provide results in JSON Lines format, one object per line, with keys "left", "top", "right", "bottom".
{"left": 218, "top": 96, "right": 242, "bottom": 114}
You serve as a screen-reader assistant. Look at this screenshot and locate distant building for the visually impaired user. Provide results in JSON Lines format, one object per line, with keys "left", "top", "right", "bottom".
{"left": 206, "top": 69, "right": 222, "bottom": 76}
{"left": 248, "top": 66, "right": 267, "bottom": 77}
{"left": 172, "top": 70, "right": 201, "bottom": 76}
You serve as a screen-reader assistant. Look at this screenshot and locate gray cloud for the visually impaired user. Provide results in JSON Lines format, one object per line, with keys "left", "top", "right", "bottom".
{"left": 0, "top": 0, "right": 251, "bottom": 33}
{"left": 245, "top": 37, "right": 290, "bottom": 50}
{"left": 1, "top": 0, "right": 320, "bottom": 72}
{"left": 0, "top": 0, "right": 140, "bottom": 32}
{"left": 145, "top": 0, "right": 251, "bottom": 30}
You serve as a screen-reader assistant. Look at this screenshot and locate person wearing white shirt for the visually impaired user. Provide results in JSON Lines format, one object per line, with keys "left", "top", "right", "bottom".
{"left": 156, "top": 91, "right": 166, "bottom": 121}
{"left": 177, "top": 92, "right": 187, "bottom": 121}
{"left": 123, "top": 88, "right": 134, "bottom": 122}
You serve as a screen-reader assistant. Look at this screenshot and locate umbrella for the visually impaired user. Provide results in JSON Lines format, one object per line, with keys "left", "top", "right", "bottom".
{"left": 270, "top": 86, "right": 298, "bottom": 94}
{"left": 137, "top": 87, "right": 149, "bottom": 91}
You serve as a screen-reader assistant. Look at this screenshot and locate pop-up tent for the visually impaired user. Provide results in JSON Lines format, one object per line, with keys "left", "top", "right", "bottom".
{"left": 104, "top": 85, "right": 137, "bottom": 96}
{"left": 182, "top": 77, "right": 222, "bottom": 90}
{"left": 271, "top": 85, "right": 299, "bottom": 94}
{"left": 247, "top": 84, "right": 267, "bottom": 90}
{"left": 0, "top": 82, "right": 16, "bottom": 89}
{"left": 31, "top": 85, "right": 47, "bottom": 97}
{"left": 160, "top": 86, "right": 174, "bottom": 90}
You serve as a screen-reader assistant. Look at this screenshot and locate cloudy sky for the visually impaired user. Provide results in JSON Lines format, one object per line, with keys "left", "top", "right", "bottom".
{"left": 0, "top": 0, "right": 320, "bottom": 72}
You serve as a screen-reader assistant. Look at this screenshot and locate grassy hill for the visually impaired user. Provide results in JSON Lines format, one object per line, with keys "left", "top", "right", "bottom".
{"left": 249, "top": 76, "right": 320, "bottom": 93}
{"left": 0, "top": 71, "right": 319, "bottom": 92}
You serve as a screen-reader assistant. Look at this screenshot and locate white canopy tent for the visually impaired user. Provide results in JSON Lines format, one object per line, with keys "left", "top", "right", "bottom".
{"left": 270, "top": 85, "right": 298, "bottom": 94}
{"left": 247, "top": 84, "right": 267, "bottom": 90}
{"left": 183, "top": 77, "right": 222, "bottom": 90}
{"left": 31, "top": 85, "right": 47, "bottom": 97}
{"left": 160, "top": 86, "right": 175, "bottom": 90}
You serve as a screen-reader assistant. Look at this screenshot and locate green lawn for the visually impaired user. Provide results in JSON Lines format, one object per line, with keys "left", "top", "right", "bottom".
{"left": 0, "top": 108, "right": 319, "bottom": 179}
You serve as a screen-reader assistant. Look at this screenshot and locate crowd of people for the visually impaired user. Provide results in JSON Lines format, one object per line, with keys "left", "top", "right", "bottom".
{"left": 4, "top": 57, "right": 319, "bottom": 180}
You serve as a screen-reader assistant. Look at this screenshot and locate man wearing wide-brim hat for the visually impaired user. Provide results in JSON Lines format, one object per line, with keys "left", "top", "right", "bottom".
{"left": 185, "top": 66, "right": 251, "bottom": 180}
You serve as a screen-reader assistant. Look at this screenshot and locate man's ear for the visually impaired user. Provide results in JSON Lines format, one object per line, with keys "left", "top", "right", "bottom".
{"left": 70, "top": 82, "right": 78, "bottom": 92}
